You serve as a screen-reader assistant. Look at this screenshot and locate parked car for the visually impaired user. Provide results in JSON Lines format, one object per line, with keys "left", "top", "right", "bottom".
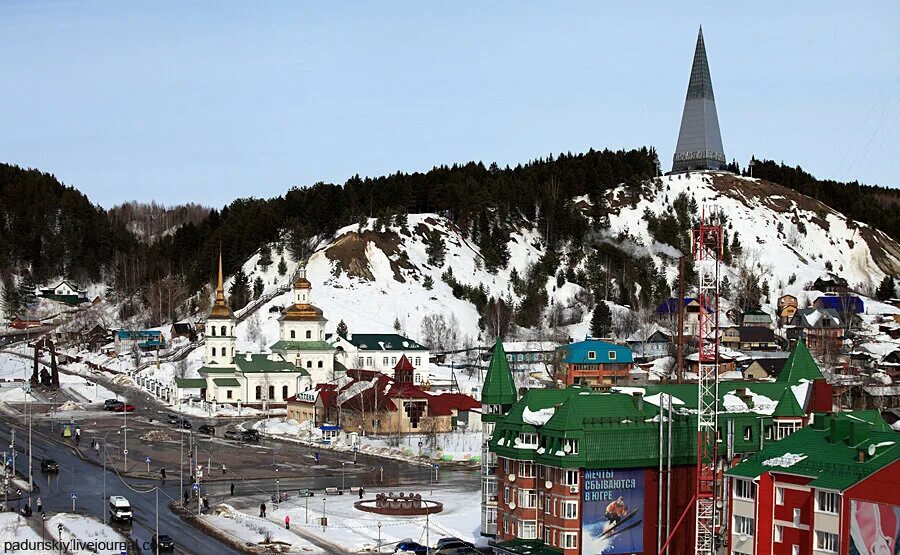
{"left": 394, "top": 539, "right": 428, "bottom": 554}
{"left": 297, "top": 489, "right": 315, "bottom": 497}
{"left": 241, "top": 429, "right": 260, "bottom": 442}
{"left": 198, "top": 424, "right": 215, "bottom": 435}
{"left": 104, "top": 399, "right": 123, "bottom": 410}
{"left": 112, "top": 404, "right": 136, "bottom": 412}
{"left": 40, "top": 459, "right": 60, "bottom": 472}
{"left": 433, "top": 541, "right": 480, "bottom": 554}
{"left": 179, "top": 419, "right": 192, "bottom": 430}
{"left": 150, "top": 534, "right": 175, "bottom": 552}
{"left": 224, "top": 430, "right": 241, "bottom": 441}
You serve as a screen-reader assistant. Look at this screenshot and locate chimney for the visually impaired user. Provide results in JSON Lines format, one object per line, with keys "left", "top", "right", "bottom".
{"left": 632, "top": 392, "right": 644, "bottom": 411}
{"left": 849, "top": 421, "right": 870, "bottom": 446}
{"left": 245, "top": 352, "right": 252, "bottom": 362}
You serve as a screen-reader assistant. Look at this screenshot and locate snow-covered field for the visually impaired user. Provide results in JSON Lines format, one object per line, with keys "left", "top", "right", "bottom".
{"left": 0, "top": 353, "right": 116, "bottom": 405}
{"left": 0, "top": 512, "right": 55, "bottom": 554}
{"left": 203, "top": 503, "right": 320, "bottom": 552}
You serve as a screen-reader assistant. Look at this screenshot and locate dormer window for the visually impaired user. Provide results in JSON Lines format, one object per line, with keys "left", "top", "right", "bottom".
{"left": 587, "top": 351, "right": 596, "bottom": 360}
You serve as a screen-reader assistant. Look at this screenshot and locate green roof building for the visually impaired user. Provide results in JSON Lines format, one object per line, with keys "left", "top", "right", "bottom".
{"left": 776, "top": 336, "right": 824, "bottom": 383}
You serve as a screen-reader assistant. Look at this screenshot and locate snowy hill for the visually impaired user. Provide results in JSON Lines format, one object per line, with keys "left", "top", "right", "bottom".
{"left": 223, "top": 173, "right": 899, "bottom": 354}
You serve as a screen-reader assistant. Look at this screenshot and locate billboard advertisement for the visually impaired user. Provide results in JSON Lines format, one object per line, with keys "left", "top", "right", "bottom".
{"left": 582, "top": 469, "right": 644, "bottom": 555}
{"left": 850, "top": 499, "right": 899, "bottom": 555}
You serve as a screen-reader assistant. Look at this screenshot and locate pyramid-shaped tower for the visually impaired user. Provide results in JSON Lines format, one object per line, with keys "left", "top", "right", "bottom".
{"left": 671, "top": 27, "right": 727, "bottom": 173}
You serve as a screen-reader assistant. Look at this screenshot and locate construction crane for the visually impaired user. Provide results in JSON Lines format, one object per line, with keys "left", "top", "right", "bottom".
{"left": 692, "top": 212, "right": 723, "bottom": 555}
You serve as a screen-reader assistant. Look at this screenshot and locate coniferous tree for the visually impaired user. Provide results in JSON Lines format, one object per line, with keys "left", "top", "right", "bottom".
{"left": 277, "top": 257, "right": 287, "bottom": 276}
{"left": 720, "top": 275, "right": 732, "bottom": 300}
{"left": 253, "top": 276, "right": 264, "bottom": 299}
{"left": 1, "top": 275, "right": 20, "bottom": 315}
{"left": 590, "top": 301, "right": 612, "bottom": 338}
{"left": 423, "top": 275, "right": 434, "bottom": 290}
{"left": 426, "top": 232, "right": 446, "bottom": 267}
{"left": 229, "top": 269, "right": 251, "bottom": 310}
{"left": 258, "top": 245, "right": 273, "bottom": 272}
{"left": 876, "top": 275, "right": 896, "bottom": 301}
{"left": 393, "top": 317, "right": 402, "bottom": 333}
{"left": 336, "top": 319, "right": 348, "bottom": 338}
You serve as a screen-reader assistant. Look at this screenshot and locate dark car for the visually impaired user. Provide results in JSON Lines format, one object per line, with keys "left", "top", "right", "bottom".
{"left": 241, "top": 429, "right": 260, "bottom": 442}
{"left": 104, "top": 399, "right": 123, "bottom": 410}
{"left": 198, "top": 424, "right": 215, "bottom": 435}
{"left": 113, "top": 404, "right": 136, "bottom": 412}
{"left": 179, "top": 419, "right": 192, "bottom": 430}
{"left": 166, "top": 414, "right": 180, "bottom": 425}
{"left": 40, "top": 459, "right": 60, "bottom": 472}
{"left": 394, "top": 540, "right": 428, "bottom": 554}
{"left": 433, "top": 542, "right": 480, "bottom": 555}
{"left": 150, "top": 534, "right": 175, "bottom": 552}
{"left": 224, "top": 430, "right": 241, "bottom": 441}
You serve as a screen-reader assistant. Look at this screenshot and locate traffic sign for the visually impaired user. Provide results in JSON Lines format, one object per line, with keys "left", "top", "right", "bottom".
{"left": 145, "top": 457, "right": 151, "bottom": 463}
{"left": 123, "top": 449, "right": 129, "bottom": 455}
{"left": 418, "top": 441, "right": 422, "bottom": 447}
{"left": 192, "top": 483, "right": 200, "bottom": 491}
{"left": 71, "top": 493, "right": 77, "bottom": 499}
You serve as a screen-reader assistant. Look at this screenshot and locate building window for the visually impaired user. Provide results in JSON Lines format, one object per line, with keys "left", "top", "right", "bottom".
{"left": 268, "top": 385, "right": 275, "bottom": 399}
{"left": 517, "top": 354, "right": 524, "bottom": 362}
{"left": 563, "top": 500, "right": 578, "bottom": 519}
{"left": 518, "top": 520, "right": 536, "bottom": 540}
{"left": 211, "top": 327, "right": 216, "bottom": 336}
{"left": 563, "top": 470, "right": 579, "bottom": 486}
{"left": 306, "top": 330, "right": 311, "bottom": 339}
{"left": 792, "top": 546, "right": 799, "bottom": 555}
{"left": 775, "top": 525, "right": 783, "bottom": 543}
{"left": 815, "top": 531, "right": 839, "bottom": 553}
{"left": 734, "top": 515, "right": 754, "bottom": 537}
{"left": 391, "top": 357, "right": 397, "bottom": 365}
{"left": 517, "top": 489, "right": 536, "bottom": 509}
{"left": 564, "top": 438, "right": 579, "bottom": 455}
{"left": 221, "top": 325, "right": 226, "bottom": 336}
{"left": 366, "top": 357, "right": 373, "bottom": 366}
{"left": 743, "top": 426, "right": 752, "bottom": 441}
{"left": 793, "top": 508, "right": 801, "bottom": 525}
{"left": 226, "top": 390, "right": 233, "bottom": 399}
{"left": 776, "top": 486, "right": 785, "bottom": 505}
{"left": 306, "top": 361, "right": 312, "bottom": 368}
{"left": 414, "top": 357, "right": 421, "bottom": 366}
{"left": 562, "top": 532, "right": 578, "bottom": 549}
{"left": 317, "top": 360, "right": 323, "bottom": 368}
{"left": 282, "top": 385, "right": 288, "bottom": 399}
{"left": 503, "top": 486, "right": 510, "bottom": 504}
{"left": 518, "top": 462, "right": 535, "bottom": 478}
{"left": 587, "top": 350, "right": 596, "bottom": 360}
{"left": 608, "top": 350, "right": 617, "bottom": 360}
{"left": 518, "top": 433, "right": 538, "bottom": 447}
{"left": 815, "top": 491, "right": 840, "bottom": 514}
{"left": 290, "top": 330, "right": 296, "bottom": 339}
{"left": 734, "top": 478, "right": 756, "bottom": 500}
{"left": 211, "top": 347, "right": 216, "bottom": 357}
{"left": 255, "top": 386, "right": 261, "bottom": 400}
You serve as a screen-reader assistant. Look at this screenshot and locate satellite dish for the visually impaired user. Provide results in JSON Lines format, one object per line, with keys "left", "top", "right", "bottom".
{"left": 868, "top": 444, "right": 876, "bottom": 456}
{"left": 545, "top": 480, "right": 553, "bottom": 489}
{"left": 739, "top": 534, "right": 749, "bottom": 543}
{"left": 509, "top": 502, "right": 517, "bottom": 510}
{"left": 563, "top": 444, "right": 572, "bottom": 453}
{"left": 508, "top": 474, "right": 516, "bottom": 482}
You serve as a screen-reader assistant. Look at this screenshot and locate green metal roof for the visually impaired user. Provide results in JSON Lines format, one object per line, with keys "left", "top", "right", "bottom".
{"left": 727, "top": 413, "right": 900, "bottom": 491}
{"left": 493, "top": 539, "right": 564, "bottom": 555}
{"left": 198, "top": 366, "right": 235, "bottom": 375}
{"left": 772, "top": 388, "right": 805, "bottom": 418}
{"left": 234, "top": 354, "right": 309, "bottom": 375}
{"left": 343, "top": 333, "right": 427, "bottom": 351}
{"left": 269, "top": 340, "right": 334, "bottom": 352}
{"left": 777, "top": 337, "right": 824, "bottom": 383}
{"left": 174, "top": 378, "right": 206, "bottom": 388}
{"left": 481, "top": 339, "right": 517, "bottom": 407}
{"left": 213, "top": 378, "right": 240, "bottom": 387}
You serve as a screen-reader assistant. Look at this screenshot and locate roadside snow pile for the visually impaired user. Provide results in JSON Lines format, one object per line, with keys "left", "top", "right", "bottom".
{"left": 204, "top": 503, "right": 318, "bottom": 552}
{"left": 254, "top": 418, "right": 310, "bottom": 437}
{"left": 763, "top": 453, "right": 807, "bottom": 468}
{"left": 48, "top": 513, "right": 129, "bottom": 555}
{"left": 56, "top": 401, "right": 84, "bottom": 412}
{"left": 0, "top": 512, "right": 54, "bottom": 554}
{"left": 523, "top": 407, "right": 555, "bottom": 426}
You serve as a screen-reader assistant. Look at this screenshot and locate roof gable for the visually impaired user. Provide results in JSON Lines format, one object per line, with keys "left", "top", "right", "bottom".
{"left": 772, "top": 388, "right": 804, "bottom": 418}
{"left": 777, "top": 338, "right": 824, "bottom": 383}
{"left": 481, "top": 339, "right": 518, "bottom": 406}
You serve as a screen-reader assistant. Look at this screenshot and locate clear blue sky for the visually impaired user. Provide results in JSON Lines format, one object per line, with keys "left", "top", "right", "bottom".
{"left": 3, "top": 1, "right": 899, "bottom": 208}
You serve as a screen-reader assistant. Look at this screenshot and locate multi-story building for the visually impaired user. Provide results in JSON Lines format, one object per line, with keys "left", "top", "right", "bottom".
{"left": 486, "top": 338, "right": 835, "bottom": 554}
{"left": 332, "top": 333, "right": 430, "bottom": 383}
{"left": 726, "top": 412, "right": 899, "bottom": 555}
{"left": 481, "top": 339, "right": 519, "bottom": 537}
{"left": 554, "top": 339, "right": 633, "bottom": 388}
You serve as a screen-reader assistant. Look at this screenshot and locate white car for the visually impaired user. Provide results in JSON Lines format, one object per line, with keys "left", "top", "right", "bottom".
{"left": 108, "top": 496, "right": 132, "bottom": 522}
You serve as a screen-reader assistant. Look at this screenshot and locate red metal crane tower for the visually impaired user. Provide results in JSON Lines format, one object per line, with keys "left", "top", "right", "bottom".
{"left": 692, "top": 213, "right": 722, "bottom": 555}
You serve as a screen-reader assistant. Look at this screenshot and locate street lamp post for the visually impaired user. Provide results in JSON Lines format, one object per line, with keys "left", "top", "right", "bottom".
{"left": 322, "top": 498, "right": 326, "bottom": 530}
{"left": 377, "top": 521, "right": 382, "bottom": 554}
{"left": 341, "top": 461, "right": 345, "bottom": 491}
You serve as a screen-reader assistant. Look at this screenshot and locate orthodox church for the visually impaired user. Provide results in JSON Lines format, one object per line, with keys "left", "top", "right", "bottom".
{"left": 187, "top": 253, "right": 333, "bottom": 408}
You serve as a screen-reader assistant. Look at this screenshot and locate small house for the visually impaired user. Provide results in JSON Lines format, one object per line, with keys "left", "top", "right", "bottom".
{"left": 741, "top": 308, "right": 773, "bottom": 328}
{"left": 39, "top": 280, "right": 89, "bottom": 306}
{"left": 555, "top": 339, "right": 634, "bottom": 388}
{"left": 813, "top": 294, "right": 865, "bottom": 315}
{"left": 812, "top": 273, "right": 849, "bottom": 295}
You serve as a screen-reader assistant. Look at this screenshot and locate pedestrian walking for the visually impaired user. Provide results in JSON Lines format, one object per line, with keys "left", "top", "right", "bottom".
{"left": 36, "top": 497, "right": 42, "bottom": 513}
{"left": 90, "top": 439, "right": 95, "bottom": 450}
{"left": 314, "top": 452, "right": 319, "bottom": 464}
{"left": 94, "top": 442, "right": 100, "bottom": 457}
{"left": 285, "top": 514, "right": 290, "bottom": 529}
{"left": 222, "top": 464, "right": 226, "bottom": 475}
{"left": 230, "top": 482, "right": 235, "bottom": 496}
{"left": 359, "top": 487, "right": 364, "bottom": 500}
{"left": 202, "top": 497, "right": 209, "bottom": 512}
{"left": 260, "top": 502, "right": 266, "bottom": 518}
{"left": 184, "top": 490, "right": 189, "bottom": 505}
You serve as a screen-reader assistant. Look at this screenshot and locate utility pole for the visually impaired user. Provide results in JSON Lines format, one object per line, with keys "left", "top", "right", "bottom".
{"left": 676, "top": 256, "right": 686, "bottom": 383}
